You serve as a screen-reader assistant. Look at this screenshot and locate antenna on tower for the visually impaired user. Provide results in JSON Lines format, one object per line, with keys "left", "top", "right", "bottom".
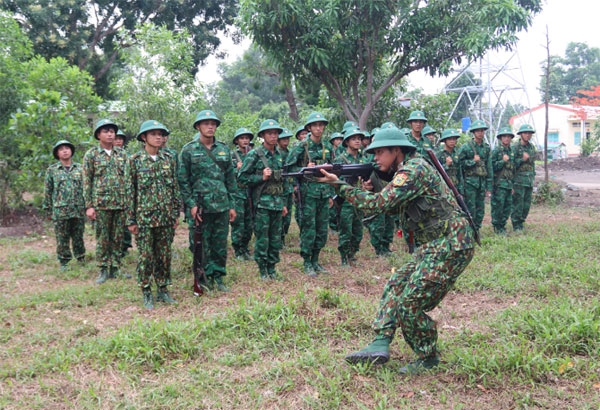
{"left": 443, "top": 49, "right": 536, "bottom": 147}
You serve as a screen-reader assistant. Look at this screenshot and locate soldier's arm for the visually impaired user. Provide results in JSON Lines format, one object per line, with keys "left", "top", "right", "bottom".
{"left": 42, "top": 168, "right": 53, "bottom": 214}
{"left": 126, "top": 156, "right": 137, "bottom": 226}
{"left": 459, "top": 145, "right": 476, "bottom": 168}
{"left": 82, "top": 151, "right": 94, "bottom": 209}
{"left": 223, "top": 147, "right": 237, "bottom": 210}
{"left": 485, "top": 148, "right": 494, "bottom": 191}
{"left": 177, "top": 147, "right": 196, "bottom": 211}
{"left": 170, "top": 156, "right": 182, "bottom": 222}
{"left": 284, "top": 144, "right": 303, "bottom": 172}
{"left": 237, "top": 152, "right": 262, "bottom": 187}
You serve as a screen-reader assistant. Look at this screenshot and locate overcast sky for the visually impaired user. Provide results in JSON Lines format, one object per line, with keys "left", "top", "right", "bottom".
{"left": 198, "top": 0, "right": 598, "bottom": 107}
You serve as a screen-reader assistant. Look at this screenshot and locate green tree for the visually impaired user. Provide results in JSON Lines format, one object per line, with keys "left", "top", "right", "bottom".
{"left": 1, "top": 0, "right": 240, "bottom": 97}
{"left": 111, "top": 23, "right": 205, "bottom": 151}
{"left": 541, "top": 42, "right": 600, "bottom": 104}
{"left": 239, "top": 0, "right": 542, "bottom": 129}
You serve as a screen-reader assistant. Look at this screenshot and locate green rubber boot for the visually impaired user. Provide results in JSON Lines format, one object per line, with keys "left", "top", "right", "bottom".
{"left": 156, "top": 287, "right": 177, "bottom": 304}
{"left": 143, "top": 288, "right": 154, "bottom": 310}
{"left": 214, "top": 276, "right": 230, "bottom": 292}
{"left": 311, "top": 252, "right": 329, "bottom": 274}
{"left": 345, "top": 337, "right": 391, "bottom": 365}
{"left": 304, "top": 260, "right": 317, "bottom": 277}
{"left": 398, "top": 355, "right": 440, "bottom": 375}
{"left": 95, "top": 269, "right": 109, "bottom": 284}
{"left": 258, "top": 264, "right": 270, "bottom": 280}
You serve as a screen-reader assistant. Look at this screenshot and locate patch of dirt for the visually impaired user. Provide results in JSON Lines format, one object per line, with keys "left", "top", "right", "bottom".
{"left": 0, "top": 207, "right": 46, "bottom": 238}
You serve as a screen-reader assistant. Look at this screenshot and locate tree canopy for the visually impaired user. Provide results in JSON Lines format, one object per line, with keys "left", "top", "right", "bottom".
{"left": 239, "top": 0, "right": 542, "bottom": 129}
{"left": 1, "top": 0, "right": 240, "bottom": 96}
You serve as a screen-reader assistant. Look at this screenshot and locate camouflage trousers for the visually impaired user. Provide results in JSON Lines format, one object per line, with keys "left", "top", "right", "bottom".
{"left": 188, "top": 211, "right": 229, "bottom": 279}
{"left": 463, "top": 176, "right": 486, "bottom": 230}
{"left": 54, "top": 217, "right": 85, "bottom": 265}
{"left": 136, "top": 225, "right": 174, "bottom": 289}
{"left": 299, "top": 196, "right": 329, "bottom": 260}
{"left": 95, "top": 210, "right": 125, "bottom": 269}
{"left": 491, "top": 186, "right": 512, "bottom": 232}
{"left": 281, "top": 193, "right": 294, "bottom": 243}
{"left": 373, "top": 247, "right": 475, "bottom": 359}
{"left": 230, "top": 194, "right": 253, "bottom": 256}
{"left": 338, "top": 201, "right": 363, "bottom": 257}
{"left": 122, "top": 227, "right": 132, "bottom": 254}
{"left": 511, "top": 184, "right": 533, "bottom": 231}
{"left": 253, "top": 208, "right": 283, "bottom": 266}
{"left": 366, "top": 213, "right": 394, "bottom": 253}
{"left": 329, "top": 203, "right": 339, "bottom": 232}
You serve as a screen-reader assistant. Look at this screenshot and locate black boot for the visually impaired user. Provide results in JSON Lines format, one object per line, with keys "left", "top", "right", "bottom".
{"left": 311, "top": 251, "right": 329, "bottom": 274}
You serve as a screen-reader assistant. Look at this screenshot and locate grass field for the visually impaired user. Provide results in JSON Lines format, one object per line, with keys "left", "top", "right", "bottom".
{"left": 1, "top": 204, "right": 599, "bottom": 409}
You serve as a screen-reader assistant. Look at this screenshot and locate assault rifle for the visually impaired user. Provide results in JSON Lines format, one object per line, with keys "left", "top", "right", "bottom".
{"left": 426, "top": 149, "right": 481, "bottom": 246}
{"left": 192, "top": 192, "right": 208, "bottom": 296}
{"left": 283, "top": 163, "right": 374, "bottom": 184}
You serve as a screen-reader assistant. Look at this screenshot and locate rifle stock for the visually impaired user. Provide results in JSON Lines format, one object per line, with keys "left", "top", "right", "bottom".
{"left": 426, "top": 149, "right": 481, "bottom": 246}
{"left": 193, "top": 192, "right": 208, "bottom": 296}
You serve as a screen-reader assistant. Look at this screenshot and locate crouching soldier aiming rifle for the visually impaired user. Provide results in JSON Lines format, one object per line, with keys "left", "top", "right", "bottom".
{"left": 316, "top": 127, "right": 477, "bottom": 375}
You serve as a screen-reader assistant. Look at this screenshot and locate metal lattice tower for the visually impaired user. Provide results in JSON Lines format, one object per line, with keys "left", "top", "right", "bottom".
{"left": 443, "top": 49, "right": 536, "bottom": 147}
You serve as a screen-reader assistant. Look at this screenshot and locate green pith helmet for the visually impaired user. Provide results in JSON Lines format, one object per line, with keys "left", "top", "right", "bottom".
{"left": 52, "top": 140, "right": 75, "bottom": 160}
{"left": 362, "top": 130, "right": 372, "bottom": 139}
{"left": 370, "top": 127, "right": 381, "bottom": 137}
{"left": 380, "top": 121, "right": 397, "bottom": 129}
{"left": 258, "top": 119, "right": 283, "bottom": 136}
{"left": 399, "top": 127, "right": 411, "bottom": 137}
{"left": 304, "top": 111, "right": 329, "bottom": 128}
{"left": 496, "top": 126, "right": 515, "bottom": 139}
{"left": 279, "top": 128, "right": 293, "bottom": 139}
{"left": 439, "top": 128, "right": 461, "bottom": 142}
{"left": 136, "top": 120, "right": 170, "bottom": 142}
{"left": 469, "top": 119, "right": 488, "bottom": 132}
{"left": 342, "top": 127, "right": 366, "bottom": 146}
{"left": 341, "top": 121, "right": 358, "bottom": 134}
{"left": 365, "top": 127, "right": 416, "bottom": 154}
{"left": 517, "top": 124, "right": 535, "bottom": 134}
{"left": 406, "top": 110, "right": 427, "bottom": 123}
{"left": 233, "top": 127, "right": 254, "bottom": 144}
{"left": 93, "top": 118, "right": 118, "bottom": 140}
{"left": 193, "top": 109, "right": 221, "bottom": 129}
{"left": 295, "top": 125, "right": 307, "bottom": 138}
{"left": 422, "top": 125, "right": 437, "bottom": 136}
{"left": 115, "top": 129, "right": 127, "bottom": 140}
{"left": 329, "top": 131, "right": 343, "bottom": 142}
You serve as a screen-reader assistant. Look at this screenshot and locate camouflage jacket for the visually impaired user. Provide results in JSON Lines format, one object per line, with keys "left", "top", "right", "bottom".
{"left": 231, "top": 147, "right": 251, "bottom": 197}
{"left": 238, "top": 145, "right": 287, "bottom": 211}
{"left": 491, "top": 144, "right": 515, "bottom": 189}
{"left": 178, "top": 139, "right": 235, "bottom": 213}
{"left": 160, "top": 146, "right": 179, "bottom": 171}
{"left": 334, "top": 150, "right": 368, "bottom": 186}
{"left": 336, "top": 156, "right": 476, "bottom": 252}
{"left": 285, "top": 137, "right": 334, "bottom": 199}
{"left": 435, "top": 146, "right": 464, "bottom": 194}
{"left": 512, "top": 139, "right": 537, "bottom": 187}
{"left": 83, "top": 146, "right": 130, "bottom": 210}
{"left": 407, "top": 133, "right": 433, "bottom": 159}
{"left": 277, "top": 146, "right": 294, "bottom": 195}
{"left": 458, "top": 138, "right": 493, "bottom": 191}
{"left": 127, "top": 150, "right": 181, "bottom": 227}
{"left": 43, "top": 162, "right": 85, "bottom": 221}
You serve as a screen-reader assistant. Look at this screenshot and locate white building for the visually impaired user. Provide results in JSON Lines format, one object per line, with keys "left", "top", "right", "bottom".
{"left": 509, "top": 104, "right": 600, "bottom": 157}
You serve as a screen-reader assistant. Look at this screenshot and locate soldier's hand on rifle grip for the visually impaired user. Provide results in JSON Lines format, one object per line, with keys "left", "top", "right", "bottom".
{"left": 474, "top": 154, "right": 481, "bottom": 162}
{"left": 523, "top": 152, "right": 530, "bottom": 161}
{"left": 362, "top": 178, "right": 374, "bottom": 191}
{"left": 237, "top": 161, "right": 243, "bottom": 170}
{"left": 315, "top": 168, "right": 339, "bottom": 184}
{"left": 191, "top": 206, "right": 202, "bottom": 223}
{"left": 307, "top": 161, "right": 316, "bottom": 167}
{"left": 263, "top": 167, "right": 272, "bottom": 180}
{"left": 229, "top": 208, "right": 237, "bottom": 222}
{"left": 86, "top": 207, "right": 96, "bottom": 221}
{"left": 282, "top": 206, "right": 288, "bottom": 217}
{"left": 445, "top": 156, "right": 453, "bottom": 166}
{"left": 128, "top": 224, "right": 138, "bottom": 235}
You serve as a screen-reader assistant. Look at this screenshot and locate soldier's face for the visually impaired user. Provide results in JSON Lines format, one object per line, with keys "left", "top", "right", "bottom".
{"left": 114, "top": 137, "right": 125, "bottom": 148}
{"left": 500, "top": 135, "right": 512, "bottom": 147}
{"left": 409, "top": 120, "right": 425, "bottom": 133}
{"left": 144, "top": 129, "right": 165, "bottom": 149}
{"left": 196, "top": 120, "right": 218, "bottom": 138}
{"left": 361, "top": 137, "right": 371, "bottom": 148}
{"left": 347, "top": 135, "right": 362, "bottom": 150}
{"left": 331, "top": 137, "right": 342, "bottom": 148}
{"left": 374, "top": 147, "right": 401, "bottom": 172}
{"left": 237, "top": 135, "right": 251, "bottom": 149}
{"left": 444, "top": 137, "right": 458, "bottom": 149}
{"left": 425, "top": 133, "right": 435, "bottom": 143}
{"left": 297, "top": 130, "right": 308, "bottom": 141}
{"left": 520, "top": 131, "right": 533, "bottom": 142}
{"left": 57, "top": 145, "right": 73, "bottom": 160}
{"left": 278, "top": 137, "right": 290, "bottom": 150}
{"left": 97, "top": 127, "right": 115, "bottom": 146}
{"left": 261, "top": 129, "right": 279, "bottom": 148}
{"left": 473, "top": 129, "right": 485, "bottom": 142}
{"left": 308, "top": 121, "right": 326, "bottom": 139}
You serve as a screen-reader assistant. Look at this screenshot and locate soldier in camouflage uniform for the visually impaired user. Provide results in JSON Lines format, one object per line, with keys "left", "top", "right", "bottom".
{"left": 318, "top": 127, "right": 476, "bottom": 374}
{"left": 127, "top": 121, "right": 181, "bottom": 309}
{"left": 294, "top": 125, "right": 308, "bottom": 143}
{"left": 178, "top": 109, "right": 237, "bottom": 292}
{"left": 406, "top": 110, "right": 433, "bottom": 158}
{"left": 491, "top": 127, "right": 516, "bottom": 235}
{"left": 277, "top": 128, "right": 294, "bottom": 245}
{"left": 285, "top": 112, "right": 334, "bottom": 276}
{"left": 43, "top": 140, "right": 86, "bottom": 270}
{"left": 238, "top": 119, "right": 288, "bottom": 280}
{"left": 83, "top": 119, "right": 130, "bottom": 284}
{"left": 328, "top": 131, "right": 344, "bottom": 233}
{"left": 458, "top": 119, "right": 493, "bottom": 232}
{"left": 511, "top": 124, "right": 537, "bottom": 232}
{"left": 334, "top": 127, "right": 367, "bottom": 266}
{"left": 435, "top": 128, "right": 463, "bottom": 195}
{"left": 114, "top": 129, "right": 133, "bottom": 257}
{"left": 422, "top": 125, "right": 438, "bottom": 148}
{"left": 230, "top": 127, "right": 255, "bottom": 260}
